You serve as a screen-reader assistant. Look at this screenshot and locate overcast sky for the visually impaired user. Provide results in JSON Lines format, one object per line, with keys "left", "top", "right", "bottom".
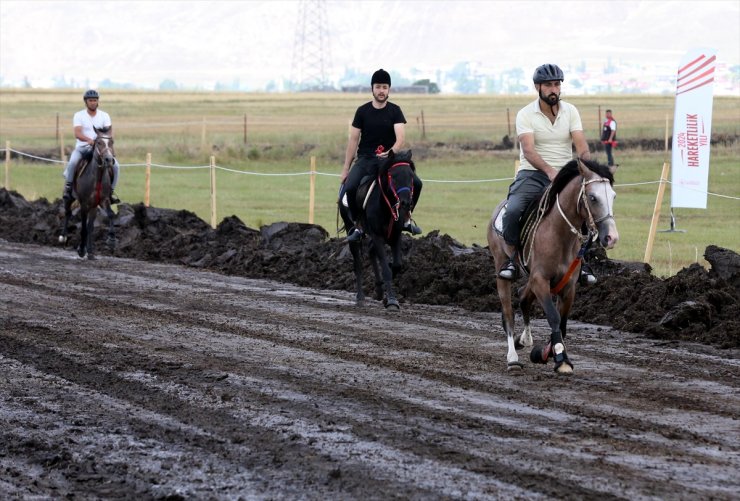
{"left": 1, "top": 0, "right": 738, "bottom": 90}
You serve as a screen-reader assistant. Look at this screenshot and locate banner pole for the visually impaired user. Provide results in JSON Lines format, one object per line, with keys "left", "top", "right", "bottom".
{"left": 4, "top": 140, "right": 10, "bottom": 189}
{"left": 145, "top": 152, "right": 151, "bottom": 207}
{"left": 309, "top": 156, "right": 316, "bottom": 224}
{"left": 644, "top": 161, "right": 670, "bottom": 263}
{"left": 210, "top": 155, "right": 217, "bottom": 228}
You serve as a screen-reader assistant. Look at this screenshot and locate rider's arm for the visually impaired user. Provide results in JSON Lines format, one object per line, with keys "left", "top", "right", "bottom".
{"left": 341, "top": 126, "right": 361, "bottom": 183}
{"left": 571, "top": 130, "right": 591, "bottom": 161}
{"left": 377, "top": 122, "right": 406, "bottom": 159}
{"left": 390, "top": 122, "right": 405, "bottom": 154}
{"left": 519, "top": 132, "right": 558, "bottom": 181}
{"left": 74, "top": 126, "right": 94, "bottom": 146}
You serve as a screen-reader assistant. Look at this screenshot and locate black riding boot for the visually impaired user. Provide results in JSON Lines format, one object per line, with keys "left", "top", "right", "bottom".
{"left": 345, "top": 191, "right": 364, "bottom": 242}
{"left": 62, "top": 182, "right": 73, "bottom": 202}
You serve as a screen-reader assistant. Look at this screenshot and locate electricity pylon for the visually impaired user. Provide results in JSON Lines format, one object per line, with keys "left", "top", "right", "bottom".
{"left": 291, "top": 0, "right": 333, "bottom": 91}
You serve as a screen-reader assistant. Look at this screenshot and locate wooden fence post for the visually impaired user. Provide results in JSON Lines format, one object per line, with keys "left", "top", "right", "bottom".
{"left": 210, "top": 155, "right": 217, "bottom": 228}
{"left": 244, "top": 113, "right": 248, "bottom": 145}
{"left": 4, "top": 140, "right": 10, "bottom": 189}
{"left": 420, "top": 109, "right": 426, "bottom": 139}
{"left": 309, "top": 156, "right": 316, "bottom": 224}
{"left": 201, "top": 117, "right": 207, "bottom": 152}
{"left": 145, "top": 152, "right": 151, "bottom": 207}
{"left": 59, "top": 130, "right": 66, "bottom": 162}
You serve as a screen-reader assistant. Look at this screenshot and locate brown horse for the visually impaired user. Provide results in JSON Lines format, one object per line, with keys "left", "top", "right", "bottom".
{"left": 59, "top": 127, "right": 116, "bottom": 259}
{"left": 487, "top": 158, "right": 618, "bottom": 374}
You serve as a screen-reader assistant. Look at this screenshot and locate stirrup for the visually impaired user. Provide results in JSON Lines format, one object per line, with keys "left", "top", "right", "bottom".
{"left": 579, "top": 264, "right": 597, "bottom": 286}
{"left": 346, "top": 227, "right": 363, "bottom": 242}
{"left": 404, "top": 220, "right": 422, "bottom": 235}
{"left": 498, "top": 258, "right": 517, "bottom": 280}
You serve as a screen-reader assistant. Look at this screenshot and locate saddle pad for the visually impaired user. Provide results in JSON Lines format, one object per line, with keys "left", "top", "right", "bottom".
{"left": 493, "top": 203, "right": 507, "bottom": 235}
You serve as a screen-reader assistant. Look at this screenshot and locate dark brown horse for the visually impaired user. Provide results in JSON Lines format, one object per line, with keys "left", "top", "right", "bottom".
{"left": 487, "top": 158, "right": 618, "bottom": 374}
{"left": 339, "top": 150, "right": 417, "bottom": 309}
{"left": 59, "top": 127, "right": 116, "bottom": 259}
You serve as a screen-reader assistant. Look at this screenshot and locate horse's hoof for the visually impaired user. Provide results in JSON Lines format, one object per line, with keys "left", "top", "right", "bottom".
{"left": 385, "top": 298, "right": 400, "bottom": 310}
{"left": 555, "top": 361, "right": 574, "bottom": 374}
{"left": 87, "top": 254, "right": 96, "bottom": 261}
{"left": 530, "top": 343, "right": 551, "bottom": 364}
{"left": 507, "top": 361, "right": 524, "bottom": 371}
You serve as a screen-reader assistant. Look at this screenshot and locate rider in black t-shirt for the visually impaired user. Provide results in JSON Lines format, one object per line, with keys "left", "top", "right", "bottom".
{"left": 340, "top": 69, "right": 422, "bottom": 242}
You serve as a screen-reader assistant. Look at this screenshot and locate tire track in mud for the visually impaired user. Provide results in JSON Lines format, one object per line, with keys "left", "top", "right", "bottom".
{"left": 1, "top": 241, "right": 739, "bottom": 499}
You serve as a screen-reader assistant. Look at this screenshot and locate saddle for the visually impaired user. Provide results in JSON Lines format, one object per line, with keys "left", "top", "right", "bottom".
{"left": 493, "top": 195, "right": 543, "bottom": 245}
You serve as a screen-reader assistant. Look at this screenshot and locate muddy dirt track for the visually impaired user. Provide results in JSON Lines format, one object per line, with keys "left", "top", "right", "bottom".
{"left": 1, "top": 188, "right": 739, "bottom": 499}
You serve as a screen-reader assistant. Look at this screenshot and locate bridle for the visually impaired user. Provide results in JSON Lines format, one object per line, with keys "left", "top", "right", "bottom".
{"left": 380, "top": 161, "right": 414, "bottom": 238}
{"left": 93, "top": 134, "right": 114, "bottom": 168}
{"left": 556, "top": 174, "right": 614, "bottom": 244}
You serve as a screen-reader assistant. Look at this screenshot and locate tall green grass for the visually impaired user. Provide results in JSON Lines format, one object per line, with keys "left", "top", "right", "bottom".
{"left": 1, "top": 90, "right": 738, "bottom": 277}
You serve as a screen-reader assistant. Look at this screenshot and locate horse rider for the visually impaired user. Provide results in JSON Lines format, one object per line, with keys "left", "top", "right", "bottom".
{"left": 62, "top": 89, "right": 120, "bottom": 204}
{"left": 340, "top": 68, "right": 423, "bottom": 242}
{"left": 500, "top": 63, "right": 597, "bottom": 285}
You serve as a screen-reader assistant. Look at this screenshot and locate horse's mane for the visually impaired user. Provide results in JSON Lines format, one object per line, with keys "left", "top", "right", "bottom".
{"left": 544, "top": 158, "right": 613, "bottom": 211}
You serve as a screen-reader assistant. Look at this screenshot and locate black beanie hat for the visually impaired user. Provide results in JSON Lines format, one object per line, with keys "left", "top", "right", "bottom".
{"left": 371, "top": 69, "right": 391, "bottom": 86}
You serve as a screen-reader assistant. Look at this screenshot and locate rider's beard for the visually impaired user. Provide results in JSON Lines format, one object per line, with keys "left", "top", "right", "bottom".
{"left": 373, "top": 92, "right": 388, "bottom": 103}
{"left": 543, "top": 92, "right": 559, "bottom": 106}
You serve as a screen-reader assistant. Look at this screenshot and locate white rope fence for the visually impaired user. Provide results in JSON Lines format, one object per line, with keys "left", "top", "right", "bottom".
{"left": 3, "top": 146, "right": 738, "bottom": 199}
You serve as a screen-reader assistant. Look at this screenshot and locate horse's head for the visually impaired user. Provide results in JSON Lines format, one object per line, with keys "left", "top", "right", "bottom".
{"left": 577, "top": 158, "right": 619, "bottom": 250}
{"left": 93, "top": 126, "right": 115, "bottom": 171}
{"left": 379, "top": 150, "right": 416, "bottom": 224}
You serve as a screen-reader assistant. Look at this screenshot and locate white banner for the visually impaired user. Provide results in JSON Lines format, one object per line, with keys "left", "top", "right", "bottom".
{"left": 671, "top": 48, "right": 716, "bottom": 209}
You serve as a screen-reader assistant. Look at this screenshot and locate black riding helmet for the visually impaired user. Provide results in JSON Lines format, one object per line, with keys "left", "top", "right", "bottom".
{"left": 533, "top": 64, "right": 564, "bottom": 84}
{"left": 83, "top": 89, "right": 100, "bottom": 101}
{"left": 371, "top": 69, "right": 391, "bottom": 87}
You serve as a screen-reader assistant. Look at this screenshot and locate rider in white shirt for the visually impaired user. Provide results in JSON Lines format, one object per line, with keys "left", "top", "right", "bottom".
{"left": 62, "top": 89, "right": 120, "bottom": 204}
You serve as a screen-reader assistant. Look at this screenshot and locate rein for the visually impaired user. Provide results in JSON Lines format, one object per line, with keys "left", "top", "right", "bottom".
{"left": 379, "top": 162, "right": 413, "bottom": 239}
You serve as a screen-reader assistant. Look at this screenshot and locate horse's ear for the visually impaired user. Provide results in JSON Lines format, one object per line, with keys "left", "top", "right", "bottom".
{"left": 576, "top": 157, "right": 588, "bottom": 176}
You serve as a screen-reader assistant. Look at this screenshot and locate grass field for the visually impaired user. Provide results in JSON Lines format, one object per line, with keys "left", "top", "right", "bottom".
{"left": 1, "top": 89, "right": 738, "bottom": 277}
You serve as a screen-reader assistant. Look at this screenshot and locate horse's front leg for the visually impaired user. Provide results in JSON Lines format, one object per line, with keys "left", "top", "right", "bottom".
{"left": 58, "top": 199, "right": 73, "bottom": 245}
{"left": 105, "top": 205, "right": 117, "bottom": 251}
{"left": 76, "top": 208, "right": 88, "bottom": 258}
{"left": 86, "top": 210, "right": 97, "bottom": 260}
{"left": 558, "top": 284, "right": 577, "bottom": 341}
{"left": 528, "top": 278, "right": 572, "bottom": 374}
{"left": 390, "top": 239, "right": 403, "bottom": 278}
{"left": 367, "top": 242, "right": 384, "bottom": 302}
{"left": 349, "top": 241, "right": 365, "bottom": 306}
{"left": 371, "top": 236, "right": 398, "bottom": 309}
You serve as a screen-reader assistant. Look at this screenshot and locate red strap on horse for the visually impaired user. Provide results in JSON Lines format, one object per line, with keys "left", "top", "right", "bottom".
{"left": 550, "top": 257, "right": 582, "bottom": 295}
